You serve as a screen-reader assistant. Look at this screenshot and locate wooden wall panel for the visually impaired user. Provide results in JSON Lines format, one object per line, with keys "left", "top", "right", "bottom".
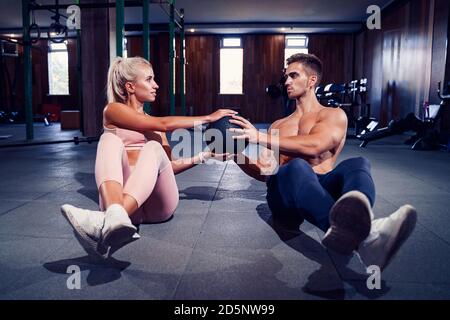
{"left": 430, "top": 0, "right": 449, "bottom": 103}
{"left": 130, "top": 33, "right": 360, "bottom": 123}
{"left": 357, "top": 29, "right": 383, "bottom": 122}
{"left": 308, "top": 34, "right": 355, "bottom": 85}
{"left": 242, "top": 34, "right": 285, "bottom": 122}
{"left": 185, "top": 35, "right": 215, "bottom": 117}
{"left": 186, "top": 34, "right": 285, "bottom": 123}
{"left": 80, "top": 2, "right": 110, "bottom": 136}
{"left": 355, "top": 0, "right": 445, "bottom": 125}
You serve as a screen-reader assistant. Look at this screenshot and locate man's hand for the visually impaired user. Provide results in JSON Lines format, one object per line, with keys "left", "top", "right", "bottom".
{"left": 228, "top": 115, "right": 262, "bottom": 144}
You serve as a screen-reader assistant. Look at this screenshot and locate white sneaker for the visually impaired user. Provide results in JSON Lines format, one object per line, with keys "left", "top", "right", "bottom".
{"left": 358, "top": 204, "right": 417, "bottom": 271}
{"left": 322, "top": 191, "right": 373, "bottom": 255}
{"left": 101, "top": 204, "right": 138, "bottom": 247}
{"left": 61, "top": 204, "right": 108, "bottom": 259}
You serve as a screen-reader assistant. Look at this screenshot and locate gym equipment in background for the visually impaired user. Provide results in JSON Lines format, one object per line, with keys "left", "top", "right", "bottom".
{"left": 357, "top": 82, "right": 448, "bottom": 151}
{"left": 319, "top": 78, "right": 372, "bottom": 137}
{"left": 0, "top": 136, "right": 99, "bottom": 149}
{"left": 205, "top": 115, "right": 249, "bottom": 155}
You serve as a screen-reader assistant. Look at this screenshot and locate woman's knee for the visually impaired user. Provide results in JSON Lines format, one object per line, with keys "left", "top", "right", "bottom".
{"left": 141, "top": 140, "right": 170, "bottom": 168}
{"left": 142, "top": 140, "right": 164, "bottom": 153}
{"left": 98, "top": 132, "right": 124, "bottom": 148}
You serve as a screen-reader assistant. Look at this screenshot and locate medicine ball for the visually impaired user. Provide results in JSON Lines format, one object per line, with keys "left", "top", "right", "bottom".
{"left": 205, "top": 115, "right": 249, "bottom": 155}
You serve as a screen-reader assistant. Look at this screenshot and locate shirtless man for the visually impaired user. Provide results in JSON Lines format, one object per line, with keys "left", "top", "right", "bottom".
{"left": 229, "top": 53, "right": 417, "bottom": 271}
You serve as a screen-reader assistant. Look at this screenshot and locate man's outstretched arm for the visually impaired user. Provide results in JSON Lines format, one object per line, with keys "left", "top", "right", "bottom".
{"left": 230, "top": 109, "right": 347, "bottom": 158}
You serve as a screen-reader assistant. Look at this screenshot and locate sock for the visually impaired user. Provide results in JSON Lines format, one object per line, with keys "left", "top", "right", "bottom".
{"left": 106, "top": 203, "right": 127, "bottom": 214}
{"left": 105, "top": 203, "right": 132, "bottom": 224}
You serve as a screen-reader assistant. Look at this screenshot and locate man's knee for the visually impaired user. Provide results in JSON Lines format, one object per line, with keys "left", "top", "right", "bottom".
{"left": 278, "top": 158, "right": 313, "bottom": 181}
{"left": 342, "top": 156, "right": 371, "bottom": 171}
{"left": 282, "top": 158, "right": 312, "bottom": 174}
{"left": 352, "top": 157, "right": 371, "bottom": 170}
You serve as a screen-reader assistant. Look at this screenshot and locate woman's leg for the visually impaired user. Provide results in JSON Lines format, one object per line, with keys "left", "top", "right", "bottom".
{"left": 119, "top": 140, "right": 172, "bottom": 216}
{"left": 131, "top": 164, "right": 179, "bottom": 225}
{"left": 96, "top": 132, "right": 133, "bottom": 212}
{"left": 95, "top": 132, "right": 138, "bottom": 246}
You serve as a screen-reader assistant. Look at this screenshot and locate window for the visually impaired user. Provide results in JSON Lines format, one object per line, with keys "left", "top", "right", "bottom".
{"left": 284, "top": 35, "right": 309, "bottom": 66}
{"left": 220, "top": 37, "right": 243, "bottom": 94}
{"left": 48, "top": 41, "right": 69, "bottom": 95}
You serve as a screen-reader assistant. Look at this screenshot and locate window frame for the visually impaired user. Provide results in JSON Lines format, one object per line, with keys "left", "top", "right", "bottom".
{"left": 47, "top": 41, "right": 70, "bottom": 96}
{"left": 219, "top": 36, "right": 244, "bottom": 95}
{"left": 284, "top": 35, "right": 309, "bottom": 67}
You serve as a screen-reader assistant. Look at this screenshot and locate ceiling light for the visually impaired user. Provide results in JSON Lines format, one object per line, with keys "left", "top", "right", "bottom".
{"left": 189, "top": 28, "right": 195, "bottom": 33}
{"left": 281, "top": 27, "right": 286, "bottom": 31}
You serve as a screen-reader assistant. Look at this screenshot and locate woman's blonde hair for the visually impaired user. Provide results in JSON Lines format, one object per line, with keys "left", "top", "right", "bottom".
{"left": 107, "top": 56, "right": 152, "bottom": 103}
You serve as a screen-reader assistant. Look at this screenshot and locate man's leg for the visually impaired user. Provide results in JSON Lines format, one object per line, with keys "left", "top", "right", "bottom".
{"left": 320, "top": 157, "right": 375, "bottom": 254}
{"left": 319, "top": 156, "right": 376, "bottom": 206}
{"left": 320, "top": 157, "right": 417, "bottom": 272}
{"left": 266, "top": 158, "right": 335, "bottom": 231}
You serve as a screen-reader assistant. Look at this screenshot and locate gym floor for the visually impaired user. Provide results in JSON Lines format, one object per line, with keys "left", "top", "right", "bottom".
{"left": 0, "top": 124, "right": 450, "bottom": 300}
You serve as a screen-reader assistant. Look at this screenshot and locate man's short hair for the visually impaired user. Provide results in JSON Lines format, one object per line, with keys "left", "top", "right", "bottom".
{"left": 286, "top": 53, "right": 323, "bottom": 86}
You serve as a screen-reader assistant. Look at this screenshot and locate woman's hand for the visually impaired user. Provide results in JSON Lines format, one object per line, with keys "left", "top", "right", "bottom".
{"left": 208, "top": 109, "right": 238, "bottom": 123}
{"left": 228, "top": 114, "right": 261, "bottom": 144}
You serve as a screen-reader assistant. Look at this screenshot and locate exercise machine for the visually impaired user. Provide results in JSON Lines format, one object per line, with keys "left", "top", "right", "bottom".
{"left": 357, "top": 82, "right": 449, "bottom": 151}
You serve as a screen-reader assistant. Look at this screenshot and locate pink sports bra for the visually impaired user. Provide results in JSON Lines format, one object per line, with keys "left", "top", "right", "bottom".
{"left": 103, "top": 126, "right": 147, "bottom": 151}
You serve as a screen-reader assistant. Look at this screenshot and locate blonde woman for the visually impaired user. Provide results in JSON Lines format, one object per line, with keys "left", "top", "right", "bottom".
{"left": 61, "top": 56, "right": 236, "bottom": 259}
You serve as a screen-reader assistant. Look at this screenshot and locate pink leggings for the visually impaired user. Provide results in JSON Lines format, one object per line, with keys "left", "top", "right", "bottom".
{"left": 95, "top": 133, "right": 179, "bottom": 225}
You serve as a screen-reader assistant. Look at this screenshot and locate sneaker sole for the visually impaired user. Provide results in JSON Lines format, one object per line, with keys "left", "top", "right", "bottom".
{"left": 61, "top": 206, "right": 108, "bottom": 260}
{"left": 322, "top": 191, "right": 372, "bottom": 255}
{"left": 381, "top": 205, "right": 417, "bottom": 271}
{"left": 108, "top": 234, "right": 140, "bottom": 257}
{"left": 102, "top": 224, "right": 137, "bottom": 247}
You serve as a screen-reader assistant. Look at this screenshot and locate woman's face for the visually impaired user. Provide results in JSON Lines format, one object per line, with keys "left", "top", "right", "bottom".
{"left": 128, "top": 65, "right": 159, "bottom": 103}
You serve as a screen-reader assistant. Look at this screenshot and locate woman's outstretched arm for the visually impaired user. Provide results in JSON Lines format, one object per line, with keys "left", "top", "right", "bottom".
{"left": 104, "top": 103, "right": 237, "bottom": 132}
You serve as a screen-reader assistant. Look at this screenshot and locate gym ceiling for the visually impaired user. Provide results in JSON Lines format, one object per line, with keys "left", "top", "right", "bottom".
{"left": 0, "top": 0, "right": 394, "bottom": 35}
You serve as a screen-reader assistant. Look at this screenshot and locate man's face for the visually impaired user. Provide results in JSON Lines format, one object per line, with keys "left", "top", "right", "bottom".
{"left": 284, "top": 62, "right": 316, "bottom": 99}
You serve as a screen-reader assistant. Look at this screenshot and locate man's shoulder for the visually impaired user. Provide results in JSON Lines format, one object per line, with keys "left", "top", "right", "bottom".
{"left": 271, "top": 118, "right": 283, "bottom": 126}
{"left": 318, "top": 106, "right": 347, "bottom": 121}
{"left": 269, "top": 117, "right": 286, "bottom": 130}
